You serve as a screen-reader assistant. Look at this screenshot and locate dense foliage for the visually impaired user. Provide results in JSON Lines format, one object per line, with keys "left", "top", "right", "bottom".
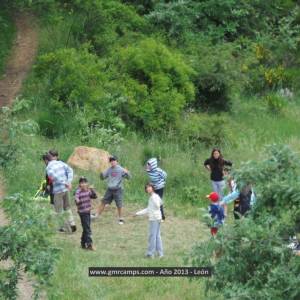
{"left": 1, "top": 0, "right": 300, "bottom": 298}
{"left": 3, "top": 0, "right": 298, "bottom": 135}
{"left": 0, "top": 9, "right": 15, "bottom": 74}
{"left": 190, "top": 145, "right": 300, "bottom": 299}
{"left": 0, "top": 193, "right": 59, "bottom": 300}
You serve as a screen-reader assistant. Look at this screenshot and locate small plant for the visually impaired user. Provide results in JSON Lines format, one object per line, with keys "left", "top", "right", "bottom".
{"left": 264, "top": 93, "right": 287, "bottom": 113}
{"left": 80, "top": 124, "right": 124, "bottom": 148}
{"left": 183, "top": 186, "right": 203, "bottom": 205}
{"left": 178, "top": 113, "right": 233, "bottom": 147}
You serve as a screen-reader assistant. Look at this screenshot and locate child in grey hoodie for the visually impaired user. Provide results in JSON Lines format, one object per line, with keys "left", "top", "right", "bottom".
{"left": 92, "top": 156, "right": 131, "bottom": 224}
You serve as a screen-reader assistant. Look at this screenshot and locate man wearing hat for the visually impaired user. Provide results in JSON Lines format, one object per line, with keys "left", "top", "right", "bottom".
{"left": 92, "top": 155, "right": 131, "bottom": 224}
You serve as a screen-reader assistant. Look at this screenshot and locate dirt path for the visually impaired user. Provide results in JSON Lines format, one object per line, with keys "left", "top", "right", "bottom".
{"left": 0, "top": 13, "right": 38, "bottom": 300}
{"left": 0, "top": 13, "right": 38, "bottom": 107}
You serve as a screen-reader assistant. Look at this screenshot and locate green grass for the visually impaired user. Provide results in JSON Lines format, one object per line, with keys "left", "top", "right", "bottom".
{"left": 46, "top": 204, "right": 214, "bottom": 300}
{"left": 3, "top": 12, "right": 300, "bottom": 298}
{"left": 0, "top": 10, "right": 15, "bottom": 75}
{"left": 3, "top": 95, "right": 300, "bottom": 298}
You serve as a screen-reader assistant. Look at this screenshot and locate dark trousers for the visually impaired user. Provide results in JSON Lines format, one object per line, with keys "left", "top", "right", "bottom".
{"left": 79, "top": 212, "right": 92, "bottom": 248}
{"left": 155, "top": 188, "right": 165, "bottom": 220}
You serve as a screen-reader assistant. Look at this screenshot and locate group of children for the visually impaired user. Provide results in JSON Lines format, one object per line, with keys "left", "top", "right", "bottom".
{"left": 41, "top": 146, "right": 256, "bottom": 256}
{"left": 87, "top": 156, "right": 166, "bottom": 256}
{"left": 204, "top": 148, "right": 256, "bottom": 236}
{"left": 42, "top": 152, "right": 167, "bottom": 256}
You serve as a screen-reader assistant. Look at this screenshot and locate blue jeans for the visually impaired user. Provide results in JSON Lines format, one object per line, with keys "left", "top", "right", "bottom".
{"left": 212, "top": 180, "right": 225, "bottom": 199}
{"left": 147, "top": 221, "right": 163, "bottom": 256}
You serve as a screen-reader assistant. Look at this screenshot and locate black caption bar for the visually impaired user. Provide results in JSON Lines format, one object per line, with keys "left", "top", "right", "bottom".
{"left": 89, "top": 267, "right": 212, "bottom": 277}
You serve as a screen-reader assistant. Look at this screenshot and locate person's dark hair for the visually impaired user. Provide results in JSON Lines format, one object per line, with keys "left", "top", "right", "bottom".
{"left": 210, "top": 148, "right": 224, "bottom": 168}
{"left": 42, "top": 153, "right": 52, "bottom": 162}
{"left": 79, "top": 176, "right": 88, "bottom": 184}
{"left": 145, "top": 182, "right": 155, "bottom": 192}
{"left": 109, "top": 155, "right": 118, "bottom": 162}
{"left": 49, "top": 149, "right": 58, "bottom": 157}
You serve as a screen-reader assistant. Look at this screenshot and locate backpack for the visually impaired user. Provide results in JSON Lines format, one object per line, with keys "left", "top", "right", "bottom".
{"left": 235, "top": 185, "right": 252, "bottom": 216}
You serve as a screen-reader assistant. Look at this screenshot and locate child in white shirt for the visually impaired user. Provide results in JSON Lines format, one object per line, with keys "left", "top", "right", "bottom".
{"left": 135, "top": 183, "right": 163, "bottom": 258}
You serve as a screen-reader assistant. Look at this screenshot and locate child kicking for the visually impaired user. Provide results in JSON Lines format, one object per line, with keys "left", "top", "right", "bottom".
{"left": 146, "top": 158, "right": 167, "bottom": 221}
{"left": 135, "top": 183, "right": 164, "bottom": 258}
{"left": 207, "top": 192, "right": 225, "bottom": 236}
{"left": 92, "top": 155, "right": 131, "bottom": 225}
{"left": 75, "top": 177, "right": 97, "bottom": 250}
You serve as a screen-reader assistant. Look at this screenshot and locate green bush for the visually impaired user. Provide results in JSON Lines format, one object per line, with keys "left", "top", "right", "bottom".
{"left": 34, "top": 47, "right": 124, "bottom": 136}
{"left": 183, "top": 185, "right": 204, "bottom": 205}
{"left": 62, "top": 0, "right": 148, "bottom": 56}
{"left": 0, "top": 9, "right": 15, "bottom": 75}
{"left": 35, "top": 47, "right": 106, "bottom": 108}
{"left": 178, "top": 113, "right": 232, "bottom": 147}
{"left": 148, "top": 0, "right": 296, "bottom": 42}
{"left": 190, "top": 217, "right": 300, "bottom": 300}
{"left": 190, "top": 144, "right": 300, "bottom": 299}
{"left": 0, "top": 193, "right": 59, "bottom": 299}
{"left": 194, "top": 72, "right": 231, "bottom": 112}
{"left": 0, "top": 107, "right": 39, "bottom": 167}
{"left": 115, "top": 38, "right": 195, "bottom": 131}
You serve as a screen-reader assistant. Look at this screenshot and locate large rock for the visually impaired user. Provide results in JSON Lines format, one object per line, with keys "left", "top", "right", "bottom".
{"left": 67, "top": 146, "right": 110, "bottom": 173}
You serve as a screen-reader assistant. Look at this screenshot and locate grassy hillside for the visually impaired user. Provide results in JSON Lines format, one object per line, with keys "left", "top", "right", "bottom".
{"left": 1, "top": 0, "right": 300, "bottom": 299}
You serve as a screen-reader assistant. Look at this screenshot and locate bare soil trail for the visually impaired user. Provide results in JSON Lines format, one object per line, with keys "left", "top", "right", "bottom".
{"left": 0, "top": 13, "right": 38, "bottom": 106}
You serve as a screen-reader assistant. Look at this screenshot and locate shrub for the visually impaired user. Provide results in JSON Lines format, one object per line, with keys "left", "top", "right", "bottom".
{"left": 34, "top": 47, "right": 124, "bottom": 136}
{"left": 0, "top": 9, "right": 15, "bottom": 74}
{"left": 35, "top": 47, "right": 106, "bottom": 108}
{"left": 189, "top": 144, "right": 300, "bottom": 299}
{"left": 194, "top": 72, "right": 231, "bottom": 112}
{"left": 0, "top": 193, "right": 59, "bottom": 299}
{"left": 65, "top": 0, "right": 148, "bottom": 56}
{"left": 0, "top": 107, "right": 39, "bottom": 167}
{"left": 183, "top": 186, "right": 203, "bottom": 205}
{"left": 115, "top": 38, "right": 195, "bottom": 131}
{"left": 178, "top": 113, "right": 232, "bottom": 147}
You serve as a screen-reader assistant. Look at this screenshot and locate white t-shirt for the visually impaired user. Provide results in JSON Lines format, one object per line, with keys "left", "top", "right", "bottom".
{"left": 136, "top": 193, "right": 162, "bottom": 221}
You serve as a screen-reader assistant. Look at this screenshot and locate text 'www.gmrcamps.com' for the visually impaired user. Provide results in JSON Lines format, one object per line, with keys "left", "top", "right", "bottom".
{"left": 89, "top": 267, "right": 212, "bottom": 277}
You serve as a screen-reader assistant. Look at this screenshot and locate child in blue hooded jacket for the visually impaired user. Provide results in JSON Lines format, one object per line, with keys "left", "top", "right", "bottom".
{"left": 146, "top": 158, "right": 167, "bottom": 221}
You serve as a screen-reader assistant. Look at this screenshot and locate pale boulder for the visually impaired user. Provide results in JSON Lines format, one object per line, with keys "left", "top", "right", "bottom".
{"left": 67, "top": 146, "right": 110, "bottom": 173}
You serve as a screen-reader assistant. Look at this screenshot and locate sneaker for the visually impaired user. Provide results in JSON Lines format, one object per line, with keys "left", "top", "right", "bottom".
{"left": 71, "top": 225, "right": 77, "bottom": 233}
{"left": 158, "top": 255, "right": 164, "bottom": 259}
{"left": 145, "top": 254, "right": 154, "bottom": 259}
{"left": 86, "top": 245, "right": 96, "bottom": 251}
{"left": 58, "top": 228, "right": 66, "bottom": 233}
{"left": 118, "top": 219, "right": 124, "bottom": 225}
{"left": 91, "top": 213, "right": 99, "bottom": 220}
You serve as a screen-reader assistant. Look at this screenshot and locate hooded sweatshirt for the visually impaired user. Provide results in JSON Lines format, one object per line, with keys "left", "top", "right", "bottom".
{"left": 136, "top": 193, "right": 162, "bottom": 221}
{"left": 146, "top": 158, "right": 167, "bottom": 190}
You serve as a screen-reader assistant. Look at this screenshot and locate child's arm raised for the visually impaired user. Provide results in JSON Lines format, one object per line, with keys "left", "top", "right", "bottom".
{"left": 122, "top": 167, "right": 131, "bottom": 179}
{"left": 135, "top": 208, "right": 148, "bottom": 216}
